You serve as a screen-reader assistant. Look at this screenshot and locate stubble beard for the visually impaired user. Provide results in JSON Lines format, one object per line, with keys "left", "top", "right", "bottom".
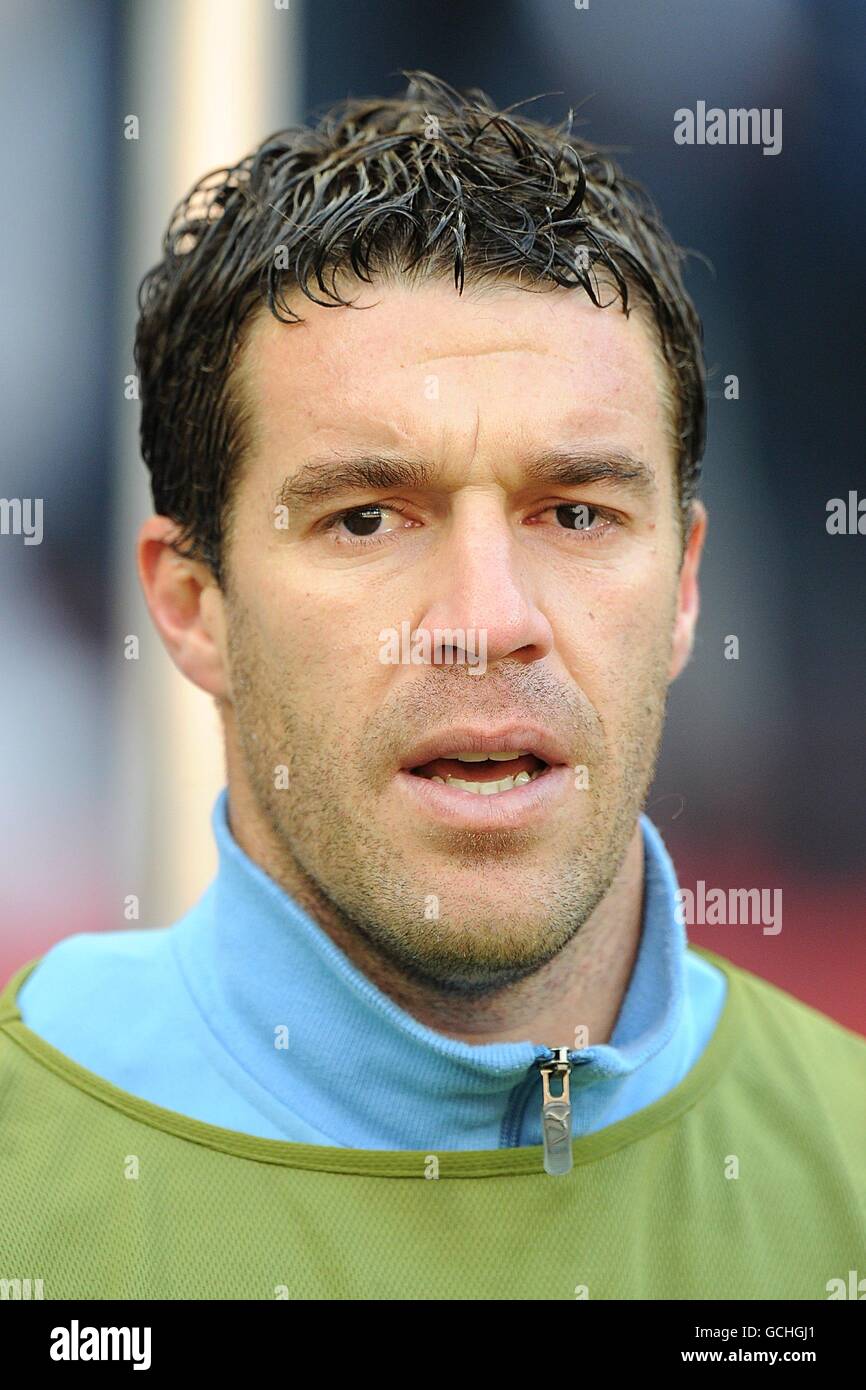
{"left": 225, "top": 599, "right": 672, "bottom": 997}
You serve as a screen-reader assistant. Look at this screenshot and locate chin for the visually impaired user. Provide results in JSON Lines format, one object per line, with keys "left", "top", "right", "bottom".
{"left": 382, "top": 914, "right": 572, "bottom": 986}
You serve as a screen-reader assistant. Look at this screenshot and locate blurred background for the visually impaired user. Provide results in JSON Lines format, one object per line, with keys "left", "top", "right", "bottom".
{"left": 0, "top": 0, "right": 863, "bottom": 1031}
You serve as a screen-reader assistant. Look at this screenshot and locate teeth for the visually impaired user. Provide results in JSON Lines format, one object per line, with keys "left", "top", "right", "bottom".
{"left": 430, "top": 769, "right": 544, "bottom": 795}
{"left": 454, "top": 750, "right": 531, "bottom": 763}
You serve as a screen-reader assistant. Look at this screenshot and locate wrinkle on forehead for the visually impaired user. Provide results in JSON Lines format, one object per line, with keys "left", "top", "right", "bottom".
{"left": 239, "top": 279, "right": 679, "bottom": 481}
{"left": 416, "top": 344, "right": 586, "bottom": 364}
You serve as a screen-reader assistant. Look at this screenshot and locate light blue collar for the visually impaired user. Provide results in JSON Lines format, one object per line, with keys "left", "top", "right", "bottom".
{"left": 167, "top": 789, "right": 705, "bottom": 1149}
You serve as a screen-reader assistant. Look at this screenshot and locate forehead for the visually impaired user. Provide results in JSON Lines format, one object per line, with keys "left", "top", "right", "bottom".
{"left": 239, "top": 277, "right": 676, "bottom": 478}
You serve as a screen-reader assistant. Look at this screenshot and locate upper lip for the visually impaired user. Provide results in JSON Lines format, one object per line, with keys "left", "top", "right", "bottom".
{"left": 399, "top": 726, "right": 571, "bottom": 771}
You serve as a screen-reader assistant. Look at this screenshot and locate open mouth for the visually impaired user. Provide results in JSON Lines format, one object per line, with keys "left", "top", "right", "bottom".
{"left": 409, "top": 751, "right": 550, "bottom": 796}
{"left": 397, "top": 729, "right": 571, "bottom": 825}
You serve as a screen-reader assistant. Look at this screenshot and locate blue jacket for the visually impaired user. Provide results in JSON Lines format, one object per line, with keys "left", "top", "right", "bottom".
{"left": 18, "top": 789, "right": 726, "bottom": 1149}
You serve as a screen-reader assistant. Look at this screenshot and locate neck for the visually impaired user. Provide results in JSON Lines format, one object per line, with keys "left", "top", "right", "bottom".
{"left": 224, "top": 771, "right": 644, "bottom": 1052}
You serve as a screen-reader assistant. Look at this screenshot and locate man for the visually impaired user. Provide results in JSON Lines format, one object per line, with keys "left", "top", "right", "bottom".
{"left": 2, "top": 71, "right": 863, "bottom": 1301}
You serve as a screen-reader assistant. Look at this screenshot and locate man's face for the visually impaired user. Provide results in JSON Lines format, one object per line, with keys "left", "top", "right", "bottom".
{"left": 217, "top": 277, "right": 702, "bottom": 992}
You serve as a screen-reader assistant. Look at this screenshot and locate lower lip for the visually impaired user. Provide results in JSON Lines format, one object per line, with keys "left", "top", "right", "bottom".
{"left": 394, "top": 765, "right": 572, "bottom": 829}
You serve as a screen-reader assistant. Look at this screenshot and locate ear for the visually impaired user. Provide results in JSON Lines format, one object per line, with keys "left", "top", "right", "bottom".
{"left": 669, "top": 501, "right": 707, "bottom": 681}
{"left": 137, "top": 516, "right": 230, "bottom": 698}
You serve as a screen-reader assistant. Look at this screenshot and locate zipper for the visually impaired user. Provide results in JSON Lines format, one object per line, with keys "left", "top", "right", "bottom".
{"left": 501, "top": 1046, "right": 586, "bottom": 1175}
{"left": 538, "top": 1047, "right": 574, "bottom": 1176}
{"left": 500, "top": 1051, "right": 548, "bottom": 1148}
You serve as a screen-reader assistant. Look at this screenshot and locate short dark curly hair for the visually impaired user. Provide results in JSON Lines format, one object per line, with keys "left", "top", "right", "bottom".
{"left": 135, "top": 70, "right": 706, "bottom": 585}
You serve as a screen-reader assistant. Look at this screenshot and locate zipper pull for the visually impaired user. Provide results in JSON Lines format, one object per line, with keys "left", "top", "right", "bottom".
{"left": 539, "top": 1047, "right": 573, "bottom": 1176}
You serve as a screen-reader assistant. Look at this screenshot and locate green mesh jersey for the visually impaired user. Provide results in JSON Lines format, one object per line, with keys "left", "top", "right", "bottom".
{"left": 1, "top": 947, "right": 864, "bottom": 1301}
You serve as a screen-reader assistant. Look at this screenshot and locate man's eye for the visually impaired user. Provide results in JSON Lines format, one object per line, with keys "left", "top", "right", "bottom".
{"left": 522, "top": 502, "right": 621, "bottom": 543}
{"left": 341, "top": 506, "right": 388, "bottom": 537}
{"left": 323, "top": 504, "right": 410, "bottom": 547}
{"left": 557, "top": 503, "right": 593, "bottom": 530}
{"left": 545, "top": 503, "right": 613, "bottom": 535}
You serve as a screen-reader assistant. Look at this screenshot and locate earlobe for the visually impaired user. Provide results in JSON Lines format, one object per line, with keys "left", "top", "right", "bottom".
{"left": 668, "top": 501, "right": 707, "bottom": 682}
{"left": 137, "top": 516, "right": 230, "bottom": 698}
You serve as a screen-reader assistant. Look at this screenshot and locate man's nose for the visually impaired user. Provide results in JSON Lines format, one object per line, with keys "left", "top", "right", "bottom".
{"left": 415, "top": 503, "right": 554, "bottom": 668}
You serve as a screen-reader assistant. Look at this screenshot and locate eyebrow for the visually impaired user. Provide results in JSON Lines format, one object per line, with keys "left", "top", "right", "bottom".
{"left": 521, "top": 448, "right": 657, "bottom": 498}
{"left": 275, "top": 447, "right": 657, "bottom": 509}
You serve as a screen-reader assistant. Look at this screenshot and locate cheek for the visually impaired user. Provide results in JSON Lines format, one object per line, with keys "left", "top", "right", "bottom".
{"left": 553, "top": 568, "right": 677, "bottom": 715}
{"left": 248, "top": 574, "right": 397, "bottom": 727}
